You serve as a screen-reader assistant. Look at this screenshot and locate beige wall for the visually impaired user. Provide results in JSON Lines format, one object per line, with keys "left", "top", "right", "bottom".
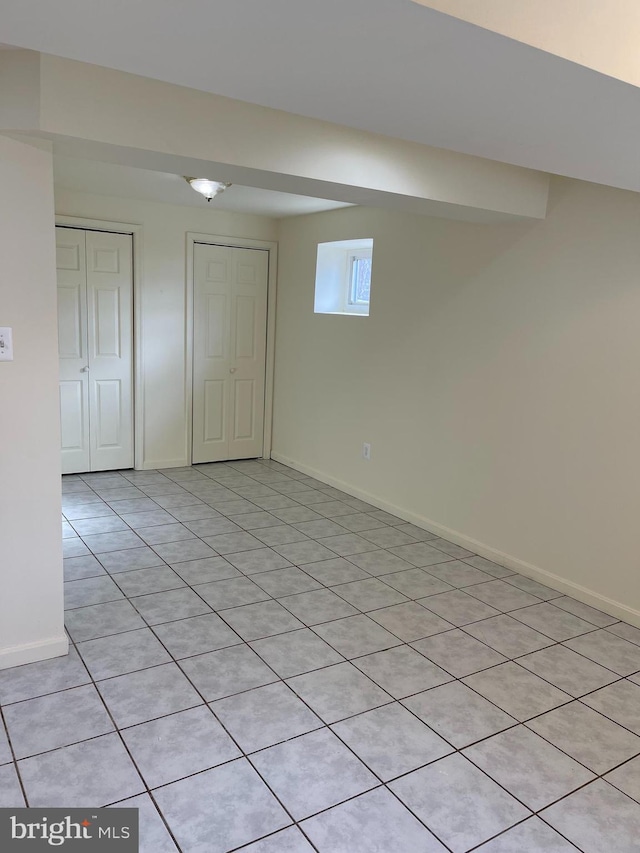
{"left": 55, "top": 189, "right": 277, "bottom": 468}
{"left": 0, "top": 135, "right": 67, "bottom": 669}
{"left": 272, "top": 177, "right": 640, "bottom": 625}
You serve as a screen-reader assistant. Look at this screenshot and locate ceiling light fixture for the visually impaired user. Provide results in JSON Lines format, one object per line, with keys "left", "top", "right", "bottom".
{"left": 185, "top": 177, "right": 231, "bottom": 202}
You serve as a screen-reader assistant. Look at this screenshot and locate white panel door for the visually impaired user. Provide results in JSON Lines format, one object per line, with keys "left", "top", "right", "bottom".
{"left": 86, "top": 230, "right": 134, "bottom": 471}
{"left": 57, "top": 228, "right": 90, "bottom": 474}
{"left": 193, "top": 244, "right": 268, "bottom": 463}
{"left": 56, "top": 227, "right": 133, "bottom": 473}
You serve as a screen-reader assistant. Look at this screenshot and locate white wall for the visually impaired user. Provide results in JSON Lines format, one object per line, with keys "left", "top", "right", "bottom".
{"left": 273, "top": 177, "right": 640, "bottom": 625}
{"left": 0, "top": 135, "right": 67, "bottom": 669}
{"left": 54, "top": 189, "right": 277, "bottom": 468}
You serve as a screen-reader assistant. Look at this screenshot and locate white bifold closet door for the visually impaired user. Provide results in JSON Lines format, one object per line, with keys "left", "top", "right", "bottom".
{"left": 192, "top": 243, "right": 268, "bottom": 464}
{"left": 56, "top": 227, "right": 134, "bottom": 474}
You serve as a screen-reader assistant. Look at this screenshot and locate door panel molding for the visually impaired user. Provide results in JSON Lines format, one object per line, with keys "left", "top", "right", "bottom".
{"left": 186, "top": 233, "right": 278, "bottom": 465}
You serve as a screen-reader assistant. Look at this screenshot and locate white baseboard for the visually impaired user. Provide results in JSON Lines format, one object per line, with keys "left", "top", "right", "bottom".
{"left": 0, "top": 634, "right": 69, "bottom": 671}
{"left": 272, "top": 451, "right": 640, "bottom": 629}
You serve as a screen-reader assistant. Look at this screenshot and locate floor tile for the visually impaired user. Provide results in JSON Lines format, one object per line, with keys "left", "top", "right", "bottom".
{"left": 360, "top": 526, "right": 419, "bottom": 548}
{"left": 277, "top": 588, "right": 359, "bottom": 625}
{"left": 316, "top": 533, "right": 379, "bottom": 557}
{"left": 465, "top": 725, "right": 594, "bottom": 810}
{"left": 404, "top": 681, "right": 516, "bottom": 748}
{"left": 167, "top": 504, "right": 225, "bottom": 523}
{"left": 511, "top": 602, "right": 597, "bottom": 641}
{"left": 250, "top": 628, "right": 343, "bottom": 678}
{"left": 365, "top": 510, "right": 402, "bottom": 524}
{"left": 182, "top": 517, "right": 243, "bottom": 537}
{"left": 4, "top": 684, "right": 113, "bottom": 758}
{"left": 195, "top": 576, "right": 270, "bottom": 610}
{"left": 98, "top": 546, "right": 165, "bottom": 573}
{"left": 122, "top": 705, "right": 240, "bottom": 788}
{"left": 504, "top": 574, "right": 563, "bottom": 600}
{"left": 287, "top": 662, "right": 392, "bottom": 723}
{"left": 97, "top": 662, "right": 202, "bottom": 727}
{"left": 63, "top": 538, "right": 91, "bottom": 557}
{"left": 313, "top": 501, "right": 361, "bottom": 519}
{"left": 274, "top": 541, "right": 340, "bottom": 565}
{"left": 412, "top": 628, "right": 506, "bottom": 677}
{"left": 203, "top": 531, "right": 265, "bottom": 555}
{"left": 251, "top": 728, "right": 377, "bottom": 820}
{"left": 179, "top": 644, "right": 278, "bottom": 700}
{"left": 118, "top": 509, "right": 177, "bottom": 529}
{"left": 378, "top": 569, "right": 452, "bottom": 599}
{"left": 528, "top": 701, "right": 640, "bottom": 774}
{"left": 541, "top": 780, "right": 640, "bottom": 853}
{"left": 212, "top": 682, "right": 322, "bottom": 752}
{"left": 225, "top": 547, "right": 294, "bottom": 574}
{"left": 390, "top": 753, "right": 530, "bottom": 853}
{"left": 240, "top": 827, "right": 314, "bottom": 852}
{"left": 301, "top": 787, "right": 448, "bottom": 852}
{"left": 154, "top": 758, "right": 289, "bottom": 853}
{"left": 582, "top": 680, "right": 640, "bottom": 734}
{"left": 231, "top": 511, "right": 285, "bottom": 531}
{"left": 153, "top": 613, "right": 241, "bottom": 659}
{"left": 171, "top": 556, "right": 240, "bottom": 584}
{"left": 424, "top": 560, "right": 493, "bottom": 588}
{"left": 462, "top": 555, "right": 514, "bottom": 578}
{"left": 429, "top": 538, "right": 474, "bottom": 559}
{"left": 464, "top": 613, "right": 554, "bottom": 657}
{"left": 393, "top": 522, "right": 438, "bottom": 541}
{"left": 332, "top": 703, "right": 452, "bottom": 781}
{"left": 114, "top": 566, "right": 186, "bottom": 597}
{"left": 299, "top": 557, "right": 370, "bottom": 585}
{"left": 463, "top": 662, "right": 572, "bottom": 721}
{"left": 81, "top": 530, "right": 145, "bottom": 554}
{"left": 18, "top": 733, "right": 144, "bottom": 807}
{"left": 108, "top": 498, "right": 162, "bottom": 514}
{"left": 221, "top": 600, "right": 304, "bottom": 641}
{"left": 71, "top": 515, "right": 128, "bottom": 535}
{"left": 293, "top": 519, "right": 349, "bottom": 538}
{"left": 64, "top": 575, "right": 125, "bottom": 609}
{"left": 77, "top": 627, "right": 172, "bottom": 680}
{"left": 136, "top": 523, "right": 196, "bottom": 545}
{"left": 0, "top": 726, "right": 11, "bottom": 765}
{"left": 0, "top": 763, "right": 25, "bottom": 807}
{"left": 474, "top": 817, "right": 580, "bottom": 852}
{"left": 151, "top": 539, "right": 218, "bottom": 563}
{"left": 314, "top": 614, "right": 402, "bottom": 658}
{"left": 551, "top": 596, "right": 619, "bottom": 627}
{"left": 65, "top": 599, "right": 146, "bottom": 641}
{"left": 466, "top": 579, "right": 542, "bottom": 611}
{"left": 353, "top": 645, "right": 451, "bottom": 699}
{"left": 607, "top": 622, "right": 640, "bottom": 647}
{"left": 347, "top": 550, "right": 415, "bottom": 576}
{"left": 0, "top": 646, "right": 90, "bottom": 704}
{"left": 254, "top": 526, "right": 310, "bottom": 547}
{"left": 517, "top": 644, "right": 619, "bottom": 696}
{"left": 418, "top": 589, "right": 501, "bottom": 625}
{"left": 131, "top": 588, "right": 212, "bottom": 625}
{"left": 109, "top": 793, "right": 179, "bottom": 853}
{"left": 605, "top": 755, "right": 640, "bottom": 803}
{"left": 254, "top": 567, "right": 322, "bottom": 597}
{"left": 370, "top": 601, "right": 454, "bottom": 642}
{"left": 564, "top": 630, "right": 640, "bottom": 675}
{"left": 389, "top": 542, "right": 456, "bottom": 568}
{"left": 150, "top": 494, "right": 205, "bottom": 509}
{"left": 64, "top": 554, "right": 107, "bottom": 581}
{"left": 64, "top": 504, "right": 119, "bottom": 521}
{"left": 332, "top": 577, "right": 409, "bottom": 611}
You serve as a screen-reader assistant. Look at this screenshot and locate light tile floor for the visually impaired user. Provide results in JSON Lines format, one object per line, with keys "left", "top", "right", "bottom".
{"left": 2, "top": 459, "right": 640, "bottom": 851}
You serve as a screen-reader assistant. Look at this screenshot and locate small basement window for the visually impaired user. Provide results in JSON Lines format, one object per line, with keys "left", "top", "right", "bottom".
{"left": 314, "top": 238, "right": 373, "bottom": 316}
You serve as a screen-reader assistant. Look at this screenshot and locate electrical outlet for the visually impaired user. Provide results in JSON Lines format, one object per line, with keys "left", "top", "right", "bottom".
{"left": 362, "top": 442, "right": 371, "bottom": 461}
{"left": 0, "top": 327, "right": 13, "bottom": 361}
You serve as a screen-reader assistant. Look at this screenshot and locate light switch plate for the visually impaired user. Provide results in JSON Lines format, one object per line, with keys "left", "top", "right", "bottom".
{"left": 0, "top": 327, "right": 13, "bottom": 361}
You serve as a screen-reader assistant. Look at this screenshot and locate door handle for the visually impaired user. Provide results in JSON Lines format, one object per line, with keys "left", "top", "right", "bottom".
{"left": 229, "top": 368, "right": 236, "bottom": 373}
{"left": 81, "top": 366, "right": 90, "bottom": 373}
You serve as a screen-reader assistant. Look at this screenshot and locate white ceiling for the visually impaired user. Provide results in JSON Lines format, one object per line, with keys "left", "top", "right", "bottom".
{"left": 53, "top": 156, "right": 353, "bottom": 218}
{"left": 2, "top": 0, "right": 640, "bottom": 191}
